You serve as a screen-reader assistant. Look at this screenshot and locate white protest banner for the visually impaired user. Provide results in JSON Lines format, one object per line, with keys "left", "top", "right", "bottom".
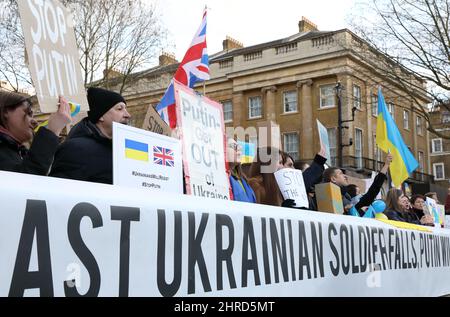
{"left": 18, "top": 0, "right": 87, "bottom": 113}
{"left": 174, "top": 81, "right": 231, "bottom": 200}
{"left": 274, "top": 168, "right": 308, "bottom": 208}
{"left": 2, "top": 171, "right": 450, "bottom": 297}
{"left": 142, "top": 105, "right": 172, "bottom": 137}
{"left": 317, "top": 119, "right": 331, "bottom": 163}
{"left": 112, "top": 122, "right": 182, "bottom": 194}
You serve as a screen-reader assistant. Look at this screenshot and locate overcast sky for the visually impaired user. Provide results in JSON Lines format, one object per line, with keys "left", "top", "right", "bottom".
{"left": 154, "top": 0, "right": 357, "bottom": 60}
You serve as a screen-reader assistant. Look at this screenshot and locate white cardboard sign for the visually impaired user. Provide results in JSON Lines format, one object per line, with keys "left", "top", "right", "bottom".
{"left": 113, "top": 122, "right": 182, "bottom": 194}
{"left": 274, "top": 168, "right": 309, "bottom": 208}
{"left": 174, "top": 81, "right": 231, "bottom": 200}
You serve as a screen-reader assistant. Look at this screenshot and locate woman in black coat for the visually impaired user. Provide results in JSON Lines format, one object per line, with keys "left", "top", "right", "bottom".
{"left": 0, "top": 91, "right": 71, "bottom": 175}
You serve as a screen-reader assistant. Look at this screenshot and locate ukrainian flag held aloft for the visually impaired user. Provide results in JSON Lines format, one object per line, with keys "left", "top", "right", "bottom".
{"left": 376, "top": 87, "right": 419, "bottom": 187}
{"left": 125, "top": 139, "right": 149, "bottom": 162}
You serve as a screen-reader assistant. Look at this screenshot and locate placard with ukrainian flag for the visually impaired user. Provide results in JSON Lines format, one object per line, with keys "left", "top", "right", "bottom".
{"left": 112, "top": 122, "right": 182, "bottom": 193}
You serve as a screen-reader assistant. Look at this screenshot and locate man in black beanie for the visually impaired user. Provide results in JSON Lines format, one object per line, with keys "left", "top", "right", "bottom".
{"left": 50, "top": 87, "right": 130, "bottom": 184}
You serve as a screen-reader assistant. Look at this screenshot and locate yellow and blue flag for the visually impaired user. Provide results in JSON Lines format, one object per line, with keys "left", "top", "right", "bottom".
{"left": 238, "top": 141, "right": 256, "bottom": 164}
{"left": 125, "top": 139, "right": 149, "bottom": 162}
{"left": 376, "top": 87, "right": 418, "bottom": 187}
{"left": 34, "top": 102, "right": 81, "bottom": 132}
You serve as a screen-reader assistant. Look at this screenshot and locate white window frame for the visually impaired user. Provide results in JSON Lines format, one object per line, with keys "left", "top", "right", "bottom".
{"left": 416, "top": 116, "right": 423, "bottom": 135}
{"left": 355, "top": 128, "right": 363, "bottom": 169}
{"left": 403, "top": 110, "right": 409, "bottom": 130}
{"left": 319, "top": 84, "right": 335, "bottom": 108}
{"left": 418, "top": 151, "right": 424, "bottom": 172}
{"left": 248, "top": 96, "right": 262, "bottom": 119}
{"left": 283, "top": 132, "right": 299, "bottom": 161}
{"left": 442, "top": 112, "right": 450, "bottom": 124}
{"left": 371, "top": 94, "right": 378, "bottom": 117}
{"left": 388, "top": 102, "right": 395, "bottom": 118}
{"left": 222, "top": 100, "right": 233, "bottom": 123}
{"left": 432, "top": 138, "right": 443, "bottom": 153}
{"left": 327, "top": 127, "right": 337, "bottom": 167}
{"left": 283, "top": 90, "right": 298, "bottom": 114}
{"left": 433, "top": 163, "right": 445, "bottom": 180}
{"left": 353, "top": 85, "right": 361, "bottom": 109}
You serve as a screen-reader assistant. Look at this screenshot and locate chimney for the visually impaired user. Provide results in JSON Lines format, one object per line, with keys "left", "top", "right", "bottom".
{"left": 103, "top": 68, "right": 123, "bottom": 79}
{"left": 298, "top": 17, "right": 318, "bottom": 32}
{"left": 222, "top": 36, "right": 244, "bottom": 51}
{"left": 159, "top": 52, "right": 178, "bottom": 66}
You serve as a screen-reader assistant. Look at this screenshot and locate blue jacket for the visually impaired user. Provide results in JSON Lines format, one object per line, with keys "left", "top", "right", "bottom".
{"left": 230, "top": 175, "right": 256, "bottom": 203}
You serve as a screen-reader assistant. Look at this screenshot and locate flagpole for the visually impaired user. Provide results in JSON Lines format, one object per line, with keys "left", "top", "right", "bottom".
{"left": 203, "top": 82, "right": 206, "bottom": 96}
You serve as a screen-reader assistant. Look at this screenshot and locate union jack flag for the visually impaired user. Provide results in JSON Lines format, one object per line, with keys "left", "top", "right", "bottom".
{"left": 156, "top": 8, "right": 210, "bottom": 128}
{"left": 153, "top": 146, "right": 175, "bottom": 167}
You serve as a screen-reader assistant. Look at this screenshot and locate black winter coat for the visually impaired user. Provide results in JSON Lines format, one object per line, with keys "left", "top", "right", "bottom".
{"left": 50, "top": 118, "right": 113, "bottom": 184}
{"left": 0, "top": 127, "right": 59, "bottom": 175}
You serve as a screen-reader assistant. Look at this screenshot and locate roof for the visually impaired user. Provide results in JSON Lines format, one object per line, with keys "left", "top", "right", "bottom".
{"left": 210, "top": 30, "right": 337, "bottom": 62}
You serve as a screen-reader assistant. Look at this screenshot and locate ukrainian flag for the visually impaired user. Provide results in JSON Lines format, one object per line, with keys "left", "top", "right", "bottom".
{"left": 125, "top": 139, "right": 149, "bottom": 162}
{"left": 376, "top": 87, "right": 419, "bottom": 187}
{"left": 238, "top": 141, "right": 256, "bottom": 164}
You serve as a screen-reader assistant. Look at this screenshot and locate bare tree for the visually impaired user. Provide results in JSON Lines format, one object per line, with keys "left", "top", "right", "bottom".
{"left": 0, "top": 0, "right": 166, "bottom": 93}
{"left": 348, "top": 0, "right": 450, "bottom": 139}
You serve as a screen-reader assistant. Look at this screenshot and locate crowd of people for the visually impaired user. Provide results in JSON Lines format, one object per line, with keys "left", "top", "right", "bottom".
{"left": 1, "top": 88, "right": 450, "bottom": 227}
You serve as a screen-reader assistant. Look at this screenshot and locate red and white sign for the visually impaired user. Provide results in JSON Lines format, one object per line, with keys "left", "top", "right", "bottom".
{"left": 174, "top": 81, "right": 231, "bottom": 200}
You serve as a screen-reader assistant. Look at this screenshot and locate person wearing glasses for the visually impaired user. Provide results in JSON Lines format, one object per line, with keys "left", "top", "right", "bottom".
{"left": 226, "top": 138, "right": 256, "bottom": 203}
{"left": 0, "top": 90, "right": 71, "bottom": 175}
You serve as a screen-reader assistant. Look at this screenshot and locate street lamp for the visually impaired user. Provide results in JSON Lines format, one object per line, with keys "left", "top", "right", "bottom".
{"left": 335, "top": 82, "right": 357, "bottom": 168}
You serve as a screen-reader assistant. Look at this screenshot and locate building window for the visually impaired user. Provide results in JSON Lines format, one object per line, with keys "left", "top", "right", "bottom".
{"left": 283, "top": 91, "right": 297, "bottom": 113}
{"left": 387, "top": 102, "right": 395, "bottom": 118}
{"left": 432, "top": 138, "right": 443, "bottom": 153}
{"left": 327, "top": 128, "right": 337, "bottom": 167}
{"left": 248, "top": 96, "right": 262, "bottom": 119}
{"left": 222, "top": 100, "right": 233, "bottom": 123}
{"left": 416, "top": 116, "right": 423, "bottom": 135}
{"left": 320, "top": 85, "right": 335, "bottom": 108}
{"left": 355, "top": 128, "right": 363, "bottom": 169}
{"left": 442, "top": 111, "right": 450, "bottom": 123}
{"left": 433, "top": 163, "right": 445, "bottom": 180}
{"left": 373, "top": 133, "right": 382, "bottom": 165}
{"left": 418, "top": 151, "right": 424, "bottom": 172}
{"left": 353, "top": 85, "right": 361, "bottom": 109}
{"left": 283, "top": 133, "right": 299, "bottom": 161}
{"left": 371, "top": 94, "right": 378, "bottom": 117}
{"left": 403, "top": 110, "right": 409, "bottom": 130}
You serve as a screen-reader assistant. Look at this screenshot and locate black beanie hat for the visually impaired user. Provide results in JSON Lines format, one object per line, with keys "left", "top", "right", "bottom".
{"left": 87, "top": 87, "right": 126, "bottom": 123}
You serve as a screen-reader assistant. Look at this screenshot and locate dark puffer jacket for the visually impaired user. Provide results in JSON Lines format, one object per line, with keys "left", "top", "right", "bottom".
{"left": 0, "top": 127, "right": 59, "bottom": 175}
{"left": 50, "top": 118, "right": 113, "bottom": 184}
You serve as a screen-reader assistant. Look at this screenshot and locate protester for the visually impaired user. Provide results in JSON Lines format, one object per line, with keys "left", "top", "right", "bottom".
{"left": 346, "top": 184, "right": 362, "bottom": 206}
{"left": 322, "top": 153, "right": 393, "bottom": 216}
{"left": 50, "top": 87, "right": 130, "bottom": 184}
{"left": 0, "top": 91, "right": 71, "bottom": 175}
{"left": 446, "top": 187, "right": 450, "bottom": 215}
{"left": 281, "top": 148, "right": 327, "bottom": 210}
{"left": 425, "top": 192, "right": 440, "bottom": 203}
{"left": 384, "top": 188, "right": 433, "bottom": 225}
{"left": 227, "top": 138, "right": 256, "bottom": 203}
{"left": 409, "top": 194, "right": 434, "bottom": 225}
{"left": 247, "top": 147, "right": 284, "bottom": 206}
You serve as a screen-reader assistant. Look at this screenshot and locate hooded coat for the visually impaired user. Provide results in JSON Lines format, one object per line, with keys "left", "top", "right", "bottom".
{"left": 50, "top": 118, "right": 113, "bottom": 184}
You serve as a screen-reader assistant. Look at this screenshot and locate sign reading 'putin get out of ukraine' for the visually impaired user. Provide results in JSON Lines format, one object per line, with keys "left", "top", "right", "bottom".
{"left": 112, "top": 123, "right": 182, "bottom": 194}
{"left": 18, "top": 0, "right": 88, "bottom": 113}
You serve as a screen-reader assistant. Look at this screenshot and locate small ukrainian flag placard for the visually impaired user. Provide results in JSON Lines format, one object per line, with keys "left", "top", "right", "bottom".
{"left": 125, "top": 139, "right": 149, "bottom": 162}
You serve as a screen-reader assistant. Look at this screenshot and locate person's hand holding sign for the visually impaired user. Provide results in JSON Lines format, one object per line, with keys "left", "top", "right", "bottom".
{"left": 47, "top": 96, "right": 72, "bottom": 137}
